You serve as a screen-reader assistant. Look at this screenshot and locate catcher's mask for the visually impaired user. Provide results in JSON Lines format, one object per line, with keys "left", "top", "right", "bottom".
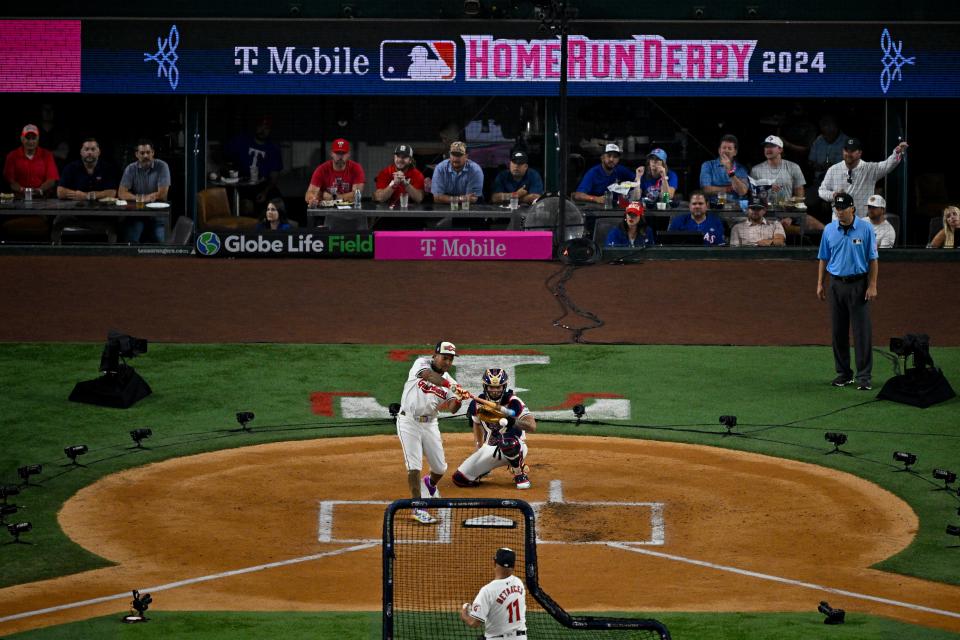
{"left": 482, "top": 368, "right": 508, "bottom": 401}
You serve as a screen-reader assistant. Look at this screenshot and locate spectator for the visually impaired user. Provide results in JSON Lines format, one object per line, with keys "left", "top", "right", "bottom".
{"left": 866, "top": 195, "right": 896, "bottom": 249}
{"left": 224, "top": 115, "right": 283, "bottom": 212}
{"left": 573, "top": 143, "right": 634, "bottom": 206}
{"left": 255, "top": 198, "right": 292, "bottom": 232}
{"left": 57, "top": 138, "right": 117, "bottom": 201}
{"left": 700, "top": 134, "right": 750, "bottom": 204}
{"left": 729, "top": 199, "right": 785, "bottom": 247}
{"left": 751, "top": 134, "right": 822, "bottom": 232}
{"left": 818, "top": 138, "right": 908, "bottom": 219}
{"left": 928, "top": 205, "right": 959, "bottom": 249}
{"left": 667, "top": 191, "right": 725, "bottom": 246}
{"left": 491, "top": 150, "right": 543, "bottom": 205}
{"left": 779, "top": 102, "right": 819, "bottom": 165}
{"left": 118, "top": 139, "right": 171, "bottom": 243}
{"left": 631, "top": 148, "right": 677, "bottom": 205}
{"left": 3, "top": 124, "right": 58, "bottom": 197}
{"left": 305, "top": 138, "right": 365, "bottom": 207}
{"left": 809, "top": 115, "right": 847, "bottom": 185}
{"left": 430, "top": 141, "right": 484, "bottom": 205}
{"left": 605, "top": 201, "right": 655, "bottom": 248}
{"left": 38, "top": 103, "right": 71, "bottom": 170}
{"left": 373, "top": 144, "right": 425, "bottom": 206}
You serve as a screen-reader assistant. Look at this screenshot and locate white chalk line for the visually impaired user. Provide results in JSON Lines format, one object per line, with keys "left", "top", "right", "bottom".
{"left": 0, "top": 542, "right": 378, "bottom": 624}
{"left": 609, "top": 542, "right": 960, "bottom": 620}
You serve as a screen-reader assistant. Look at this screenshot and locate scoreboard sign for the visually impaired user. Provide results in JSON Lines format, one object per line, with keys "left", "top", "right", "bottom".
{"left": 2, "top": 19, "right": 959, "bottom": 97}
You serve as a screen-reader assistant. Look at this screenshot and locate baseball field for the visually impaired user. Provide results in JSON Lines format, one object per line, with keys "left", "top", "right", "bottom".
{"left": 1, "top": 256, "right": 959, "bottom": 639}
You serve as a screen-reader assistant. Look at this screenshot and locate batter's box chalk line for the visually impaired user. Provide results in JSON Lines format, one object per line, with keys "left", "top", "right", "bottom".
{"left": 316, "top": 480, "right": 665, "bottom": 546}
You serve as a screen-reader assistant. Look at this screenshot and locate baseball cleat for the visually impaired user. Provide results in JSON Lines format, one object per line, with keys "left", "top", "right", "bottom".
{"left": 831, "top": 375, "right": 854, "bottom": 387}
{"left": 422, "top": 475, "right": 441, "bottom": 498}
{"left": 513, "top": 473, "right": 531, "bottom": 490}
{"left": 411, "top": 508, "right": 438, "bottom": 525}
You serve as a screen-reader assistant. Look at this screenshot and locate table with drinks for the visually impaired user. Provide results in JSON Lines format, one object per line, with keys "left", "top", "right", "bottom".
{"left": 306, "top": 196, "right": 526, "bottom": 230}
{"left": 0, "top": 193, "right": 172, "bottom": 242}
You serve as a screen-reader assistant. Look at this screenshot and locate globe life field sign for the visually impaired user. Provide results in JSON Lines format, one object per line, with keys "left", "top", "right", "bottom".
{"left": 196, "top": 231, "right": 373, "bottom": 258}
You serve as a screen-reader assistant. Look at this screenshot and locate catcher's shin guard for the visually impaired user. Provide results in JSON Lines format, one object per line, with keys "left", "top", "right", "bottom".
{"left": 452, "top": 470, "right": 481, "bottom": 487}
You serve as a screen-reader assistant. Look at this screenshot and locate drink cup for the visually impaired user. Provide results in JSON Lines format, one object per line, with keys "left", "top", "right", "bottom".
{"left": 717, "top": 192, "right": 727, "bottom": 207}
{"left": 249, "top": 165, "right": 259, "bottom": 182}
{"left": 399, "top": 192, "right": 409, "bottom": 209}
{"left": 509, "top": 193, "right": 519, "bottom": 210}
{"left": 450, "top": 197, "right": 459, "bottom": 211}
{"left": 136, "top": 194, "right": 145, "bottom": 209}
{"left": 24, "top": 188, "right": 33, "bottom": 202}
{"left": 460, "top": 195, "right": 470, "bottom": 211}
{"left": 603, "top": 190, "right": 613, "bottom": 210}
{"left": 656, "top": 202, "right": 667, "bottom": 211}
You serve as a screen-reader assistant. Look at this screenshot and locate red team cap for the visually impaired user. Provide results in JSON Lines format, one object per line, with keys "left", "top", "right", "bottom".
{"left": 625, "top": 202, "right": 645, "bottom": 217}
{"left": 21, "top": 124, "right": 39, "bottom": 138}
{"left": 332, "top": 138, "right": 350, "bottom": 153}
{"left": 435, "top": 341, "right": 457, "bottom": 356}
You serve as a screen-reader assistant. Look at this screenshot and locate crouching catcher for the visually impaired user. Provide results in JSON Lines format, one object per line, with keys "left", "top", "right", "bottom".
{"left": 453, "top": 368, "right": 537, "bottom": 490}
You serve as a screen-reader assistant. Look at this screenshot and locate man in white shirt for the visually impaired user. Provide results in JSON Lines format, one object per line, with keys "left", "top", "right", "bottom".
{"left": 750, "top": 135, "right": 822, "bottom": 231}
{"left": 460, "top": 548, "right": 527, "bottom": 639}
{"left": 397, "top": 340, "right": 464, "bottom": 524}
{"left": 818, "top": 137, "right": 908, "bottom": 219}
{"left": 866, "top": 194, "right": 896, "bottom": 248}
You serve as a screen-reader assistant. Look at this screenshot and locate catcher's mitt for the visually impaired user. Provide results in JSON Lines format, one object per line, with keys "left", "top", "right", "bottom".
{"left": 476, "top": 405, "right": 507, "bottom": 424}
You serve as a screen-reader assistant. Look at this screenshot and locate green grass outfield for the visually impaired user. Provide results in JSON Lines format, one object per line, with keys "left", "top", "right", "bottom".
{"left": 1, "top": 343, "right": 959, "bottom": 638}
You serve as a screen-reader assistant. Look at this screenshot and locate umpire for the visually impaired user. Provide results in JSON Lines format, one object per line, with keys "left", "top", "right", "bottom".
{"left": 817, "top": 192, "right": 879, "bottom": 391}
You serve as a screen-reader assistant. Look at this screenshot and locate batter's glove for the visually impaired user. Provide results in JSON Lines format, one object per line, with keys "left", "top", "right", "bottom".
{"left": 452, "top": 384, "right": 470, "bottom": 401}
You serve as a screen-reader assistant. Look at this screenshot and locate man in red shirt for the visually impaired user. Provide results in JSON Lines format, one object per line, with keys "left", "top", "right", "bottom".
{"left": 373, "top": 144, "right": 425, "bottom": 206}
{"left": 304, "top": 138, "right": 365, "bottom": 206}
{"left": 3, "top": 124, "right": 59, "bottom": 196}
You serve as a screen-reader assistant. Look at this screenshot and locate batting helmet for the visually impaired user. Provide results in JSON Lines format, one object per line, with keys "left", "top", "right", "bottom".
{"left": 482, "top": 368, "right": 509, "bottom": 400}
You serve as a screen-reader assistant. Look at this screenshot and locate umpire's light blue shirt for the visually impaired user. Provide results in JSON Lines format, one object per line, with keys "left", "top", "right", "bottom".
{"left": 817, "top": 216, "right": 878, "bottom": 276}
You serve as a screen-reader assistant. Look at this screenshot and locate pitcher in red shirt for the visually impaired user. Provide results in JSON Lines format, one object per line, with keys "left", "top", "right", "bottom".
{"left": 3, "top": 124, "right": 58, "bottom": 197}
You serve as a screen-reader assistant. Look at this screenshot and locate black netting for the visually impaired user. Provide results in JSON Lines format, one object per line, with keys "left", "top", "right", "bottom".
{"left": 384, "top": 499, "right": 669, "bottom": 640}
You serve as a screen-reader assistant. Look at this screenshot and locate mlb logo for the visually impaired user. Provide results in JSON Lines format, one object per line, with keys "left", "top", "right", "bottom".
{"left": 380, "top": 40, "right": 456, "bottom": 81}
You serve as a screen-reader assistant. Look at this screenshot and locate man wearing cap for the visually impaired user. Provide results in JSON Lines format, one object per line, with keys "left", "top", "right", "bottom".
{"left": 397, "top": 341, "right": 464, "bottom": 525}
{"left": 305, "top": 138, "right": 365, "bottom": 206}
{"left": 817, "top": 192, "right": 879, "bottom": 391}
{"left": 818, "top": 137, "right": 908, "bottom": 219}
{"left": 729, "top": 198, "right": 786, "bottom": 247}
{"left": 460, "top": 547, "right": 527, "bottom": 638}
{"left": 667, "top": 191, "right": 725, "bottom": 246}
{"left": 373, "top": 144, "right": 425, "bottom": 206}
{"left": 573, "top": 142, "right": 634, "bottom": 206}
{"left": 224, "top": 115, "right": 283, "bottom": 211}
{"left": 3, "top": 124, "right": 59, "bottom": 197}
{"left": 632, "top": 147, "right": 677, "bottom": 204}
{"left": 430, "top": 141, "right": 484, "bottom": 205}
{"left": 700, "top": 134, "right": 750, "bottom": 204}
{"left": 491, "top": 150, "right": 543, "bottom": 205}
{"left": 866, "top": 194, "right": 896, "bottom": 249}
{"left": 751, "top": 134, "right": 823, "bottom": 232}
{"left": 118, "top": 139, "right": 171, "bottom": 243}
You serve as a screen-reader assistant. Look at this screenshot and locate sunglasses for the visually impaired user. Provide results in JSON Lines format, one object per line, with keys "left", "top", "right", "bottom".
{"left": 847, "top": 169, "right": 853, "bottom": 185}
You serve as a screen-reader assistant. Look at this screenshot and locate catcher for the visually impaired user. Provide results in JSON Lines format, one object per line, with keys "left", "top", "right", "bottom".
{"left": 452, "top": 368, "right": 537, "bottom": 490}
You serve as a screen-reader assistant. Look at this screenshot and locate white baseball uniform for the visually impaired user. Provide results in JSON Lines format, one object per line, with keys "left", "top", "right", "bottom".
{"left": 397, "top": 356, "right": 459, "bottom": 474}
{"left": 457, "top": 391, "right": 530, "bottom": 482}
{"left": 467, "top": 574, "right": 527, "bottom": 638}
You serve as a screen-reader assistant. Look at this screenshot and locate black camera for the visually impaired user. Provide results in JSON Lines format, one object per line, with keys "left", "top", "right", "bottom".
{"left": 825, "top": 432, "right": 847, "bottom": 446}
{"left": 719, "top": 415, "right": 737, "bottom": 428}
{"left": 817, "top": 601, "right": 845, "bottom": 624}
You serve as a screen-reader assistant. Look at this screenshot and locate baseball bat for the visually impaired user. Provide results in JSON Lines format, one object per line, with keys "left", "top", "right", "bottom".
{"left": 460, "top": 390, "right": 516, "bottom": 417}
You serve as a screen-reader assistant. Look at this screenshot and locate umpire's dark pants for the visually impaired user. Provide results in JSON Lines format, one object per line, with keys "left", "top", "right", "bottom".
{"left": 829, "top": 277, "right": 873, "bottom": 383}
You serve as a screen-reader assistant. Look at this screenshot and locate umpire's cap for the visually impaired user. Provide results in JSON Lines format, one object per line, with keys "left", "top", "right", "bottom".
{"left": 494, "top": 547, "right": 516, "bottom": 568}
{"left": 435, "top": 341, "right": 457, "bottom": 356}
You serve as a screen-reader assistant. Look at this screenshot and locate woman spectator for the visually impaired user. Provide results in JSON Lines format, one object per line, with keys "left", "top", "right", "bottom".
{"left": 631, "top": 148, "right": 677, "bottom": 205}
{"left": 605, "top": 201, "right": 656, "bottom": 248}
{"left": 928, "top": 205, "right": 959, "bottom": 248}
{"left": 256, "top": 198, "right": 292, "bottom": 232}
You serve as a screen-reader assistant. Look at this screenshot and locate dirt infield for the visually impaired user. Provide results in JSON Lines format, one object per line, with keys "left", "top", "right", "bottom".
{"left": 2, "top": 435, "right": 960, "bottom": 635}
{"left": 0, "top": 256, "right": 957, "bottom": 345}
